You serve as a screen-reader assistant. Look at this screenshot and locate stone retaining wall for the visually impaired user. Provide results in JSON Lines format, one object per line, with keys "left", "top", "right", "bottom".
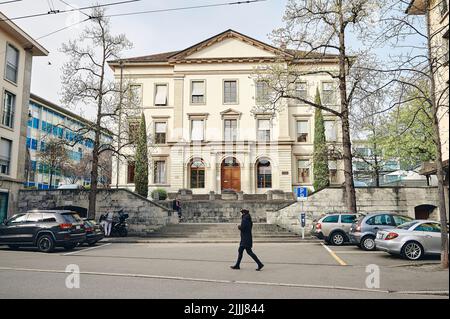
{"left": 18, "top": 189, "right": 173, "bottom": 236}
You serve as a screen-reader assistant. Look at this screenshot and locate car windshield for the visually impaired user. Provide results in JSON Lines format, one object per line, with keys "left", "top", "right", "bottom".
{"left": 397, "top": 221, "right": 419, "bottom": 230}
{"left": 61, "top": 213, "right": 83, "bottom": 223}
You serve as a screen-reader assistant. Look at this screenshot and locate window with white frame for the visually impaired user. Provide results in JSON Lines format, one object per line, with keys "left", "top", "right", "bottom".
{"left": 257, "top": 119, "right": 271, "bottom": 142}
{"left": 2, "top": 91, "right": 15, "bottom": 128}
{"left": 322, "top": 82, "right": 336, "bottom": 105}
{"left": 154, "top": 122, "right": 167, "bottom": 144}
{"left": 256, "top": 81, "right": 270, "bottom": 102}
{"left": 224, "top": 119, "right": 238, "bottom": 142}
{"left": 129, "top": 84, "right": 142, "bottom": 107}
{"left": 191, "top": 119, "right": 205, "bottom": 141}
{"left": 296, "top": 82, "right": 308, "bottom": 101}
{"left": 154, "top": 84, "right": 168, "bottom": 106}
{"left": 154, "top": 160, "right": 166, "bottom": 184}
{"left": 298, "top": 160, "right": 311, "bottom": 184}
{"left": 329, "top": 161, "right": 338, "bottom": 184}
{"left": 191, "top": 81, "right": 206, "bottom": 104}
{"left": 224, "top": 80, "right": 238, "bottom": 104}
{"left": 0, "top": 138, "right": 12, "bottom": 175}
{"left": 324, "top": 120, "right": 337, "bottom": 142}
{"left": 297, "top": 120, "right": 309, "bottom": 143}
{"left": 5, "top": 44, "right": 19, "bottom": 83}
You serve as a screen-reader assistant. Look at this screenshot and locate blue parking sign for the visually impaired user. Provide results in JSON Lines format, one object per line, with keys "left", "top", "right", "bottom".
{"left": 296, "top": 187, "right": 308, "bottom": 201}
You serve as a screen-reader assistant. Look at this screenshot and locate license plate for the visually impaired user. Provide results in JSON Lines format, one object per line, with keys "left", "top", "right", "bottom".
{"left": 76, "top": 225, "right": 80, "bottom": 230}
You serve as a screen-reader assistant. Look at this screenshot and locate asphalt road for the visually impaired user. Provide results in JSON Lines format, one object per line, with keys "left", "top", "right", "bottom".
{"left": 0, "top": 242, "right": 448, "bottom": 299}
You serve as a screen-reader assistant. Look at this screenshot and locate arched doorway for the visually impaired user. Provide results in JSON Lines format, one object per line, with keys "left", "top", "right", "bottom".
{"left": 414, "top": 205, "right": 437, "bottom": 220}
{"left": 190, "top": 158, "right": 206, "bottom": 189}
{"left": 256, "top": 158, "right": 272, "bottom": 189}
{"left": 221, "top": 157, "right": 241, "bottom": 191}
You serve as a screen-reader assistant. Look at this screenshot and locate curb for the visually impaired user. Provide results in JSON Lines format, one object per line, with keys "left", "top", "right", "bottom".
{"left": 102, "top": 238, "right": 321, "bottom": 244}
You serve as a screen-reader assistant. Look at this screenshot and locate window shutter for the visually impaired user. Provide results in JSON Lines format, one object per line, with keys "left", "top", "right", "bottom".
{"left": 155, "top": 85, "right": 168, "bottom": 105}
{"left": 192, "top": 81, "right": 205, "bottom": 96}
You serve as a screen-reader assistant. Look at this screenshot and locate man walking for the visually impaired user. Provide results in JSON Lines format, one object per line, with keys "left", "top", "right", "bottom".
{"left": 230, "top": 209, "right": 264, "bottom": 271}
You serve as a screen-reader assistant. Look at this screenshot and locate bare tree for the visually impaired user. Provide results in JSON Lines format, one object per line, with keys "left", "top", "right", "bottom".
{"left": 37, "top": 137, "right": 69, "bottom": 189}
{"left": 255, "top": 0, "right": 389, "bottom": 214}
{"left": 61, "top": 8, "right": 137, "bottom": 218}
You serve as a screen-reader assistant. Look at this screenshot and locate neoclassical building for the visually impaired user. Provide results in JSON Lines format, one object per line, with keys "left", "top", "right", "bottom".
{"left": 109, "top": 30, "right": 344, "bottom": 195}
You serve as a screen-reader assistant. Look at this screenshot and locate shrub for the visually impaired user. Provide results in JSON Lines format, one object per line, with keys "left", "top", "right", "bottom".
{"left": 151, "top": 188, "right": 167, "bottom": 201}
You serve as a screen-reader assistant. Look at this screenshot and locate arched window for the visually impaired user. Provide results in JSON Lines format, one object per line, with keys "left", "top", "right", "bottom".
{"left": 257, "top": 159, "right": 272, "bottom": 189}
{"left": 190, "top": 158, "right": 205, "bottom": 189}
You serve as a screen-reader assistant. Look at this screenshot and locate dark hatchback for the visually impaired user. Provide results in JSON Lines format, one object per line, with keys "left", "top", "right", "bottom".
{"left": 0, "top": 210, "right": 86, "bottom": 253}
{"left": 82, "top": 219, "right": 104, "bottom": 246}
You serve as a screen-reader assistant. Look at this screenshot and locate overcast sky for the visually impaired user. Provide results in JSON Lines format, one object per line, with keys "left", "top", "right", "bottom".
{"left": 1, "top": 0, "right": 288, "bottom": 120}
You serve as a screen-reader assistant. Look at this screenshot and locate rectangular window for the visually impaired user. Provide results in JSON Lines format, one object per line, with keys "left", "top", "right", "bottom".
{"left": 324, "top": 120, "right": 337, "bottom": 141}
{"left": 127, "top": 161, "right": 135, "bottom": 184}
{"left": 224, "top": 119, "right": 238, "bottom": 142}
{"left": 191, "top": 81, "right": 206, "bottom": 104}
{"left": 298, "top": 160, "right": 311, "bottom": 184}
{"left": 296, "top": 82, "right": 308, "bottom": 101}
{"left": 322, "top": 82, "right": 336, "bottom": 105}
{"left": 129, "top": 84, "right": 142, "bottom": 107}
{"left": 0, "top": 138, "right": 12, "bottom": 175}
{"left": 154, "top": 161, "right": 166, "bottom": 184}
{"left": 5, "top": 44, "right": 19, "bottom": 83}
{"left": 224, "top": 80, "right": 238, "bottom": 104}
{"left": 329, "top": 161, "right": 338, "bottom": 184}
{"left": 128, "top": 120, "right": 140, "bottom": 143}
{"left": 154, "top": 84, "right": 168, "bottom": 106}
{"left": 297, "top": 120, "right": 309, "bottom": 143}
{"left": 155, "top": 122, "right": 167, "bottom": 144}
{"left": 256, "top": 81, "right": 270, "bottom": 102}
{"left": 2, "top": 91, "right": 15, "bottom": 128}
{"left": 191, "top": 120, "right": 204, "bottom": 142}
{"left": 257, "top": 119, "right": 271, "bottom": 142}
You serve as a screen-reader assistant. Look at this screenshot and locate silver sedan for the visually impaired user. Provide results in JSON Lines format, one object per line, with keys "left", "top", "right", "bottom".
{"left": 375, "top": 220, "right": 444, "bottom": 260}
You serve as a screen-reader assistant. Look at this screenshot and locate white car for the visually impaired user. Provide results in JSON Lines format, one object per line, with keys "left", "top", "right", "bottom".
{"left": 375, "top": 220, "right": 445, "bottom": 260}
{"left": 57, "top": 184, "right": 85, "bottom": 190}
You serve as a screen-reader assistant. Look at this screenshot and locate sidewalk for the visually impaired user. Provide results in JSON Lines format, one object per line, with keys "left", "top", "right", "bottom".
{"left": 102, "top": 237, "right": 321, "bottom": 244}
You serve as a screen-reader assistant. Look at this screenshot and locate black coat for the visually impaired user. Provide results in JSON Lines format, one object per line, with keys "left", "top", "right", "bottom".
{"left": 239, "top": 213, "right": 253, "bottom": 248}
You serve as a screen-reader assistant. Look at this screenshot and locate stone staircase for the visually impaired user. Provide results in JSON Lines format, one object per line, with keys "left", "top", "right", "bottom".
{"left": 145, "top": 223, "right": 308, "bottom": 242}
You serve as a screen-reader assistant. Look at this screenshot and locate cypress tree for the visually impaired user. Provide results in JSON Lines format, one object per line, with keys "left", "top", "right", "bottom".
{"left": 135, "top": 113, "right": 149, "bottom": 197}
{"left": 313, "top": 88, "right": 330, "bottom": 191}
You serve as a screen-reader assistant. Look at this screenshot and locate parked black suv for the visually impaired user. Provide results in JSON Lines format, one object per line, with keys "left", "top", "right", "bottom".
{"left": 0, "top": 210, "right": 86, "bottom": 253}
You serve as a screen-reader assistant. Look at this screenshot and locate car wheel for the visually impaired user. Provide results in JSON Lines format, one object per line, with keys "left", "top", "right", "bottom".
{"left": 361, "top": 236, "right": 376, "bottom": 251}
{"left": 37, "top": 234, "right": 55, "bottom": 253}
{"left": 402, "top": 241, "right": 424, "bottom": 261}
{"left": 331, "top": 232, "right": 346, "bottom": 246}
{"left": 63, "top": 243, "right": 77, "bottom": 251}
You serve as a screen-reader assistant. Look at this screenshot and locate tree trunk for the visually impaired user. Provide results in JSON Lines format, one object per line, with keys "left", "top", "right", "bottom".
{"left": 338, "top": 2, "right": 357, "bottom": 214}
{"left": 49, "top": 169, "right": 53, "bottom": 190}
{"left": 426, "top": 2, "right": 448, "bottom": 269}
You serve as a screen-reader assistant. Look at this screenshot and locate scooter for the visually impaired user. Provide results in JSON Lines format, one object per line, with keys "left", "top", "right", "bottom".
{"left": 110, "top": 209, "right": 129, "bottom": 237}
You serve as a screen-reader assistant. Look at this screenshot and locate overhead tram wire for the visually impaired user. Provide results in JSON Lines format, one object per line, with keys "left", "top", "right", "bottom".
{"left": 101, "top": 0, "right": 268, "bottom": 19}
{"left": 0, "top": 0, "right": 141, "bottom": 22}
{"left": 0, "top": 0, "right": 22, "bottom": 5}
{"left": 57, "top": 0, "right": 91, "bottom": 19}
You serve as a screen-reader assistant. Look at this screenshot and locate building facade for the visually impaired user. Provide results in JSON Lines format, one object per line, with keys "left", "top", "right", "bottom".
{"left": 109, "top": 30, "right": 345, "bottom": 195}
{"left": 0, "top": 12, "right": 48, "bottom": 221}
{"left": 25, "top": 94, "right": 113, "bottom": 190}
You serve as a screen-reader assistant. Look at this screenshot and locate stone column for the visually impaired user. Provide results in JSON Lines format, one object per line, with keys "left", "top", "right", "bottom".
{"left": 210, "top": 152, "right": 217, "bottom": 193}
{"left": 277, "top": 100, "right": 291, "bottom": 141}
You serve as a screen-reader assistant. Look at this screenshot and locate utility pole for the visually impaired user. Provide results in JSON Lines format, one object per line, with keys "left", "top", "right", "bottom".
{"left": 116, "top": 61, "right": 124, "bottom": 189}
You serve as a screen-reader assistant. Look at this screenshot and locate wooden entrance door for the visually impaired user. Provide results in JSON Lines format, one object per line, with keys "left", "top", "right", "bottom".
{"left": 221, "top": 158, "right": 241, "bottom": 191}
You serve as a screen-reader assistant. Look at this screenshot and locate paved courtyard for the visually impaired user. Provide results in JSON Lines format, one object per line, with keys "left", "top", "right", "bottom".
{"left": 0, "top": 242, "right": 448, "bottom": 299}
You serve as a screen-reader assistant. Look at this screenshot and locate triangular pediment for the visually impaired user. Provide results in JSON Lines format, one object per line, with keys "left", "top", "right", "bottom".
{"left": 220, "top": 108, "right": 242, "bottom": 118}
{"left": 169, "top": 30, "right": 292, "bottom": 62}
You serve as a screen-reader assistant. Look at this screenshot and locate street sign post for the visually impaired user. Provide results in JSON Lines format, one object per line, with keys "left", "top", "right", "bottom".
{"left": 296, "top": 187, "right": 308, "bottom": 201}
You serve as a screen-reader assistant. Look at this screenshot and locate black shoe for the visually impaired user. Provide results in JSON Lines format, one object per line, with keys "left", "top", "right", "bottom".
{"left": 256, "top": 264, "right": 264, "bottom": 271}
{"left": 230, "top": 265, "right": 240, "bottom": 270}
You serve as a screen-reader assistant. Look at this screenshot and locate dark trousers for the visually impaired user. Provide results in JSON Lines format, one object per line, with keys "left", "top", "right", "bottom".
{"left": 235, "top": 246, "right": 263, "bottom": 267}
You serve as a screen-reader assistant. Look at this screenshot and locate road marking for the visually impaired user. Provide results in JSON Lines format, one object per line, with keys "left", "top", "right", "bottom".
{"left": 62, "top": 243, "right": 111, "bottom": 256}
{"left": 333, "top": 251, "right": 386, "bottom": 254}
{"left": 321, "top": 243, "right": 347, "bottom": 266}
{"left": 0, "top": 266, "right": 447, "bottom": 297}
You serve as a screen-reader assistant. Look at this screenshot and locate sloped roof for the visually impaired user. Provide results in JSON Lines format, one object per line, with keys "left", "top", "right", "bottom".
{"left": 109, "top": 29, "right": 340, "bottom": 66}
